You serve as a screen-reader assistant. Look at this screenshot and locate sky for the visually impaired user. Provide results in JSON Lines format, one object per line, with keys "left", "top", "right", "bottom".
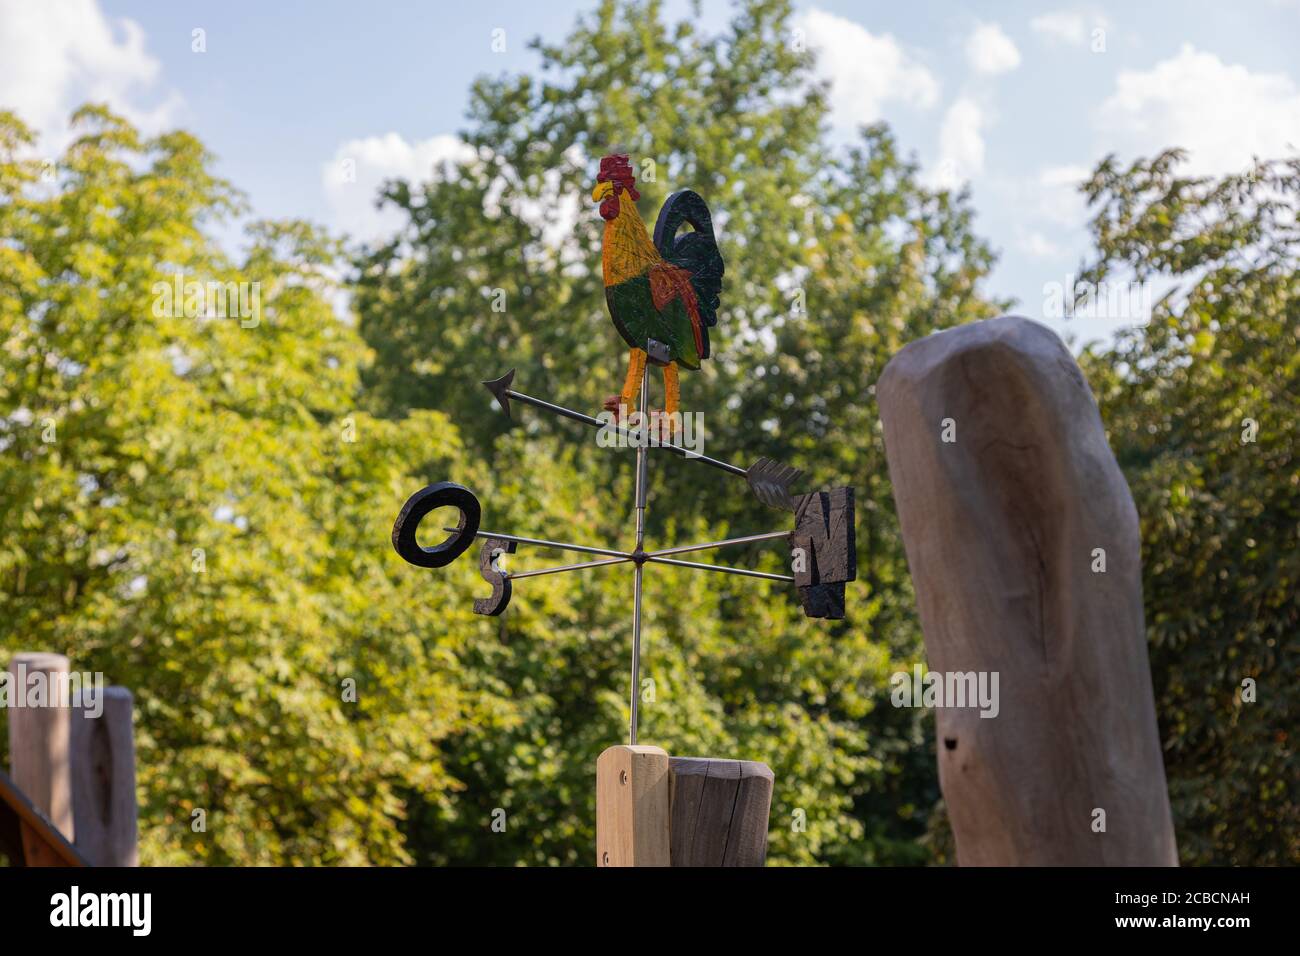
{"left": 2, "top": 0, "right": 1298, "bottom": 347}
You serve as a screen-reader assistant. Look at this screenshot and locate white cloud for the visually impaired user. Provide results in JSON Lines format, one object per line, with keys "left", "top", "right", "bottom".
{"left": 927, "top": 97, "right": 986, "bottom": 189}
{"left": 1032, "top": 164, "right": 1091, "bottom": 226}
{"left": 0, "top": 0, "right": 179, "bottom": 150}
{"left": 1096, "top": 44, "right": 1300, "bottom": 174}
{"left": 1015, "top": 230, "right": 1064, "bottom": 260}
{"left": 965, "top": 23, "right": 1021, "bottom": 76}
{"left": 321, "top": 133, "right": 475, "bottom": 243}
{"left": 322, "top": 136, "right": 587, "bottom": 250}
{"left": 795, "top": 9, "right": 939, "bottom": 130}
{"left": 1030, "top": 12, "right": 1087, "bottom": 46}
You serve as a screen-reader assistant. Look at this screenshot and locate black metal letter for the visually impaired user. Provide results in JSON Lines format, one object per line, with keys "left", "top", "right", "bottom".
{"left": 391, "top": 481, "right": 481, "bottom": 568}
{"left": 473, "top": 537, "right": 516, "bottom": 616}
{"left": 790, "top": 486, "right": 856, "bottom": 619}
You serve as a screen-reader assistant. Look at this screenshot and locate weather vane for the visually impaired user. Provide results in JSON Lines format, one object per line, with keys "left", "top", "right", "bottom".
{"left": 392, "top": 154, "right": 856, "bottom": 745}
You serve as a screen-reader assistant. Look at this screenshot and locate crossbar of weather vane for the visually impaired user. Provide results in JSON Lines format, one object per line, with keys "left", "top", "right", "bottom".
{"left": 444, "top": 527, "right": 631, "bottom": 560}
{"left": 646, "top": 556, "right": 795, "bottom": 583}
{"left": 505, "top": 556, "right": 631, "bottom": 580}
{"left": 646, "top": 529, "right": 791, "bottom": 558}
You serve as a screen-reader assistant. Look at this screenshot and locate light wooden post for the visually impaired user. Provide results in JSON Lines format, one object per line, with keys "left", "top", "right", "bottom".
{"left": 71, "top": 686, "right": 139, "bottom": 866}
{"left": 877, "top": 316, "right": 1177, "bottom": 865}
{"left": 597, "top": 746, "right": 775, "bottom": 866}
{"left": 7, "top": 652, "right": 75, "bottom": 843}
{"left": 596, "top": 745, "right": 671, "bottom": 866}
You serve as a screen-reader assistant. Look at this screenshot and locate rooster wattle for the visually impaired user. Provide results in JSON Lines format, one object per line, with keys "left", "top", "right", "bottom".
{"left": 592, "top": 154, "right": 724, "bottom": 426}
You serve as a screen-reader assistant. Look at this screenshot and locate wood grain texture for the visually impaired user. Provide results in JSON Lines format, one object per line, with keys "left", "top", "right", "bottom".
{"left": 791, "top": 487, "right": 857, "bottom": 619}
{"left": 71, "top": 686, "right": 139, "bottom": 866}
{"left": 668, "top": 757, "right": 773, "bottom": 867}
{"left": 596, "top": 745, "right": 671, "bottom": 866}
{"left": 0, "top": 768, "right": 87, "bottom": 866}
{"left": 7, "top": 652, "right": 74, "bottom": 842}
{"left": 877, "top": 315, "right": 1177, "bottom": 866}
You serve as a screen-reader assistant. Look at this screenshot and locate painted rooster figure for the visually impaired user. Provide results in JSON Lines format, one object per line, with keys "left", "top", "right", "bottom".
{"left": 591, "top": 154, "right": 724, "bottom": 424}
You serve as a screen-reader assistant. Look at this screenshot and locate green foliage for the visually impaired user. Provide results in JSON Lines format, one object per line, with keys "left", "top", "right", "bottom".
{"left": 3, "top": 0, "right": 1289, "bottom": 869}
{"left": 1077, "top": 152, "right": 1299, "bottom": 865}
{"left": 357, "top": 0, "right": 1003, "bottom": 866}
{"left": 0, "top": 105, "right": 490, "bottom": 864}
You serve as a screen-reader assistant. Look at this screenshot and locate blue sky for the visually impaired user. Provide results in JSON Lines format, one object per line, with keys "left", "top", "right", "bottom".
{"left": 4, "top": 0, "right": 1298, "bottom": 346}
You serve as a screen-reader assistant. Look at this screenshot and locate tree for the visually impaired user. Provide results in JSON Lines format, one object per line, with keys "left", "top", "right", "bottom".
{"left": 1077, "top": 152, "right": 1299, "bottom": 864}
{"left": 356, "top": 0, "right": 1005, "bottom": 865}
{"left": 0, "top": 105, "right": 498, "bottom": 864}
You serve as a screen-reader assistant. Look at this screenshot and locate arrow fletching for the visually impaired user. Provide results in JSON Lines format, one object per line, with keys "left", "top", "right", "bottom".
{"left": 746, "top": 457, "right": 804, "bottom": 511}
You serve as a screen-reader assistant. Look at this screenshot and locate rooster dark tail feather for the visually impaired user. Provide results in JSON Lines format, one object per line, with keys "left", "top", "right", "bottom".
{"left": 653, "top": 190, "right": 724, "bottom": 355}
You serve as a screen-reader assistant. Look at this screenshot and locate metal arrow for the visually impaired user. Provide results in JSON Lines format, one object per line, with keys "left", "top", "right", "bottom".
{"left": 483, "top": 368, "right": 805, "bottom": 510}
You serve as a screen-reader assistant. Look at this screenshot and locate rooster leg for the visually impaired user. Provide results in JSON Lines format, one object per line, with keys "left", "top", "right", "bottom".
{"left": 604, "top": 348, "right": 646, "bottom": 418}
{"left": 662, "top": 361, "right": 680, "bottom": 437}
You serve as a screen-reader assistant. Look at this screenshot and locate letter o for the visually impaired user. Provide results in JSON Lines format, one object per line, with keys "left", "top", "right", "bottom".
{"left": 392, "top": 481, "right": 481, "bottom": 568}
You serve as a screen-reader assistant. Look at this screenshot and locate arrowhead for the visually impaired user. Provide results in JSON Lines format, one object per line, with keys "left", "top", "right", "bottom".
{"left": 482, "top": 369, "right": 516, "bottom": 419}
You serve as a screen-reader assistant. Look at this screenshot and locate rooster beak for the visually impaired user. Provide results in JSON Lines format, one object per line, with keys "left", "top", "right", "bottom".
{"left": 592, "top": 181, "right": 614, "bottom": 202}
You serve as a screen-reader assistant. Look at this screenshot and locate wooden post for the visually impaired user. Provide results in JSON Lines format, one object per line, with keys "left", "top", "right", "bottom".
{"left": 597, "top": 746, "right": 774, "bottom": 866}
{"left": 669, "top": 757, "right": 773, "bottom": 866}
{"left": 0, "top": 769, "right": 87, "bottom": 866}
{"left": 6, "top": 651, "right": 75, "bottom": 843}
{"left": 71, "top": 686, "right": 139, "bottom": 866}
{"left": 878, "top": 316, "right": 1177, "bottom": 865}
{"left": 597, "top": 745, "right": 671, "bottom": 866}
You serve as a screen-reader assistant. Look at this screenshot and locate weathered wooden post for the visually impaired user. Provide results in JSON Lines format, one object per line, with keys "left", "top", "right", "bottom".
{"left": 7, "top": 651, "right": 75, "bottom": 842}
{"left": 596, "top": 746, "right": 774, "bottom": 867}
{"left": 70, "top": 686, "right": 139, "bottom": 866}
{"left": 877, "top": 315, "right": 1178, "bottom": 865}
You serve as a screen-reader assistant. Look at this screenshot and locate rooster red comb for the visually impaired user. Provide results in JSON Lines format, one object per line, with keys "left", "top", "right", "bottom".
{"left": 598, "top": 154, "right": 640, "bottom": 201}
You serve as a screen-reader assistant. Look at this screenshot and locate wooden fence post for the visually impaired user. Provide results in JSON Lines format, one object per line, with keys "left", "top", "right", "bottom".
{"left": 596, "top": 745, "right": 671, "bottom": 866}
{"left": 669, "top": 757, "right": 773, "bottom": 867}
{"left": 596, "top": 745, "right": 774, "bottom": 866}
{"left": 877, "top": 316, "right": 1177, "bottom": 865}
{"left": 71, "top": 686, "right": 139, "bottom": 866}
{"left": 7, "top": 651, "right": 75, "bottom": 843}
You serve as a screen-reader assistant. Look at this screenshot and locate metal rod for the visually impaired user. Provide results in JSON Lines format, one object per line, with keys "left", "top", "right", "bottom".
{"left": 629, "top": 368, "right": 650, "bottom": 746}
{"left": 646, "top": 529, "right": 791, "bottom": 558}
{"left": 506, "top": 556, "right": 630, "bottom": 580}
{"left": 505, "top": 388, "right": 604, "bottom": 429}
{"left": 504, "top": 385, "right": 747, "bottom": 479}
{"left": 629, "top": 564, "right": 643, "bottom": 744}
{"left": 645, "top": 556, "right": 795, "bottom": 583}
{"left": 443, "top": 527, "right": 631, "bottom": 560}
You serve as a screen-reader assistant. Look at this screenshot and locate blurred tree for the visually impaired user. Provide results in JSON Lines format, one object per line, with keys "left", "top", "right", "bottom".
{"left": 1077, "top": 153, "right": 1298, "bottom": 865}
{"left": 0, "top": 105, "right": 501, "bottom": 864}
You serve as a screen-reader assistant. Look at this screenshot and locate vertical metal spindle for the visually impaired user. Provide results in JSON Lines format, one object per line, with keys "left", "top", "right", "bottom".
{"left": 629, "top": 366, "right": 650, "bottom": 745}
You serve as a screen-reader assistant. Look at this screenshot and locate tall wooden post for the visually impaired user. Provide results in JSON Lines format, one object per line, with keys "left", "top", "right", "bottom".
{"left": 877, "top": 316, "right": 1178, "bottom": 865}
{"left": 6, "top": 651, "right": 75, "bottom": 842}
{"left": 71, "top": 686, "right": 139, "bottom": 866}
